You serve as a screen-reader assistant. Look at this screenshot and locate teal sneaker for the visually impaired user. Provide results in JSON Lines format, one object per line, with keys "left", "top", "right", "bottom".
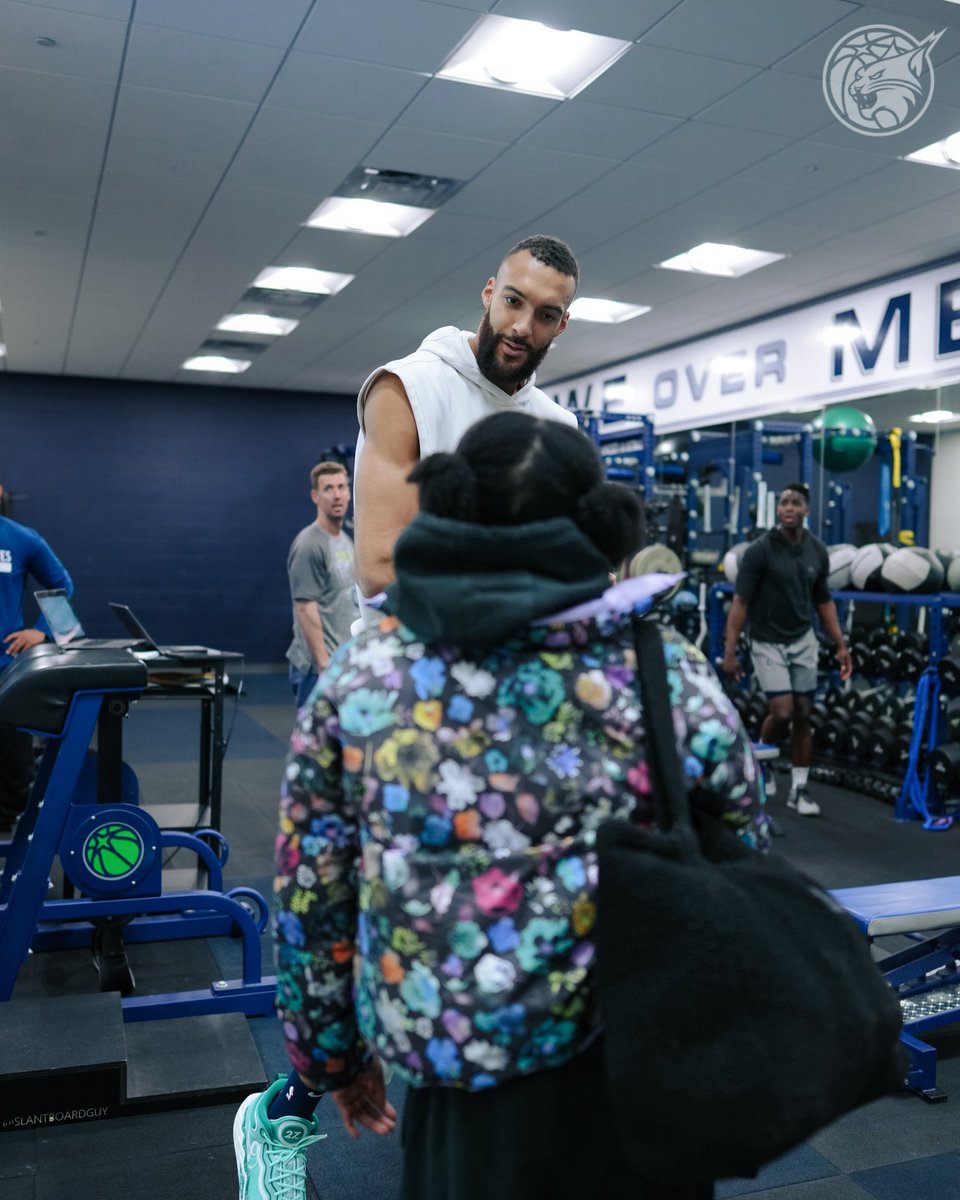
{"left": 233, "top": 1077, "right": 326, "bottom": 1200}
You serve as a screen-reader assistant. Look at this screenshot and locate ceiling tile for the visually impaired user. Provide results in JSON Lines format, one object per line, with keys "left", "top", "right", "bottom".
{"left": 0, "top": 187, "right": 93, "bottom": 248}
{"left": 272, "top": 227, "right": 394, "bottom": 274}
{"left": 267, "top": 51, "right": 428, "bottom": 121}
{"left": 775, "top": 6, "right": 952, "bottom": 79}
{"left": 124, "top": 23, "right": 285, "bottom": 102}
{"left": 224, "top": 106, "right": 386, "bottom": 194}
{"left": 392, "top": 78, "right": 558, "bottom": 140}
{"left": 0, "top": 241, "right": 84, "bottom": 372}
{"left": 632, "top": 120, "right": 792, "bottom": 178}
{"left": 295, "top": 0, "right": 478, "bottom": 72}
{"left": 581, "top": 43, "right": 761, "bottom": 117}
{"left": 641, "top": 0, "right": 857, "bottom": 67}
{"left": 443, "top": 143, "right": 619, "bottom": 222}
{"left": 368, "top": 125, "right": 508, "bottom": 179}
{"left": 699, "top": 69, "right": 841, "bottom": 137}
{"left": 134, "top": 0, "right": 312, "bottom": 46}
{"left": 736, "top": 138, "right": 890, "bottom": 196}
{"left": 0, "top": 66, "right": 113, "bottom": 181}
{"left": 17, "top": 0, "right": 130, "bottom": 15}
{"left": 0, "top": 1, "right": 127, "bottom": 79}
{"left": 523, "top": 101, "right": 682, "bottom": 159}
{"left": 107, "top": 85, "right": 256, "bottom": 176}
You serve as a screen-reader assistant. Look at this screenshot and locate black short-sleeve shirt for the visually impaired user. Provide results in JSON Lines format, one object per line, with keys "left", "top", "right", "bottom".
{"left": 734, "top": 528, "right": 831, "bottom": 644}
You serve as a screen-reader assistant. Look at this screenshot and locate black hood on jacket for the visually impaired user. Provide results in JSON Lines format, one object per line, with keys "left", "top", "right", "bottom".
{"left": 384, "top": 512, "right": 612, "bottom": 651}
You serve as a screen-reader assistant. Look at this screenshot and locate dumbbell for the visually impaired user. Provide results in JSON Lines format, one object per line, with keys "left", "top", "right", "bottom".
{"left": 929, "top": 743, "right": 960, "bottom": 794}
{"left": 946, "top": 696, "right": 960, "bottom": 741}
{"left": 940, "top": 654, "right": 960, "bottom": 698}
{"left": 895, "top": 633, "right": 927, "bottom": 683}
{"left": 864, "top": 717, "right": 902, "bottom": 768}
{"left": 870, "top": 642, "right": 899, "bottom": 680}
{"left": 846, "top": 715, "right": 877, "bottom": 760}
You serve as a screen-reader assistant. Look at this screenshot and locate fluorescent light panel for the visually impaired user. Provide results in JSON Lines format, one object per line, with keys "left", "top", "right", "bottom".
{"left": 910, "top": 409, "right": 960, "bottom": 424}
{"left": 568, "top": 297, "right": 651, "bottom": 324}
{"left": 304, "top": 196, "right": 434, "bottom": 237}
{"left": 216, "top": 314, "right": 299, "bottom": 336}
{"left": 903, "top": 131, "right": 960, "bottom": 169}
{"left": 658, "top": 242, "right": 786, "bottom": 278}
{"left": 253, "top": 266, "right": 354, "bottom": 295}
{"left": 437, "top": 15, "right": 631, "bottom": 100}
{"left": 182, "top": 355, "right": 251, "bottom": 373}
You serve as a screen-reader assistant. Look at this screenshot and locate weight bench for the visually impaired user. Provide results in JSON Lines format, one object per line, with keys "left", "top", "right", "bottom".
{"left": 832, "top": 875, "right": 960, "bottom": 1101}
{"left": 0, "top": 642, "right": 275, "bottom": 1021}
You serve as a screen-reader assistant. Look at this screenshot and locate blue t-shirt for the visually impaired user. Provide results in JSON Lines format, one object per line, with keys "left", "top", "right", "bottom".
{"left": 0, "top": 516, "right": 73, "bottom": 670}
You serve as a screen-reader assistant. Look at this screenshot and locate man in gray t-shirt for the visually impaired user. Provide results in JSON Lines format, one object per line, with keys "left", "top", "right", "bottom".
{"left": 286, "top": 462, "right": 358, "bottom": 707}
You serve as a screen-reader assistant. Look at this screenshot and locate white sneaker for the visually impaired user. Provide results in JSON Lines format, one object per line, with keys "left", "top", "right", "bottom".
{"left": 787, "top": 787, "right": 820, "bottom": 817}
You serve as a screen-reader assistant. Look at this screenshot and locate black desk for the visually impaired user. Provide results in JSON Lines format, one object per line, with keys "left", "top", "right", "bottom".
{"left": 96, "top": 648, "right": 243, "bottom": 832}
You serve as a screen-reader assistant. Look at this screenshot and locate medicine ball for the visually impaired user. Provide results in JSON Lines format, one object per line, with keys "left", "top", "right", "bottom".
{"left": 850, "top": 543, "right": 894, "bottom": 591}
{"left": 812, "top": 406, "right": 878, "bottom": 472}
{"left": 881, "top": 547, "right": 945, "bottom": 594}
{"left": 948, "top": 555, "right": 960, "bottom": 593}
{"left": 935, "top": 548, "right": 956, "bottom": 577}
{"left": 827, "top": 543, "right": 857, "bottom": 591}
{"left": 722, "top": 542, "right": 750, "bottom": 586}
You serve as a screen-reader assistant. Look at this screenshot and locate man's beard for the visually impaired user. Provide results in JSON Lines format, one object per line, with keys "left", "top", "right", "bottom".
{"left": 474, "top": 311, "right": 552, "bottom": 390}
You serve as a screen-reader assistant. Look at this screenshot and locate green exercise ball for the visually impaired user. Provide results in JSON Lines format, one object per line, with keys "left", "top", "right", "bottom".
{"left": 812, "top": 406, "right": 877, "bottom": 472}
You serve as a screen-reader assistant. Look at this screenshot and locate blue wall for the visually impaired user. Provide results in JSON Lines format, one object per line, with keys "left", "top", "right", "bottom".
{"left": 0, "top": 372, "right": 358, "bottom": 661}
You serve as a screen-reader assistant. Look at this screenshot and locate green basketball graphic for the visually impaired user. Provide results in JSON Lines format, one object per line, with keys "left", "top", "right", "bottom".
{"left": 82, "top": 823, "right": 144, "bottom": 880}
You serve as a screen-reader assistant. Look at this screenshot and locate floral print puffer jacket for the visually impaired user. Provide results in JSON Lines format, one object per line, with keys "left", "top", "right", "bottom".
{"left": 274, "top": 605, "right": 769, "bottom": 1093}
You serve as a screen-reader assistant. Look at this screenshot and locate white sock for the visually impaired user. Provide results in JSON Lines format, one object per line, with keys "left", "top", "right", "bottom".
{"left": 791, "top": 767, "right": 809, "bottom": 791}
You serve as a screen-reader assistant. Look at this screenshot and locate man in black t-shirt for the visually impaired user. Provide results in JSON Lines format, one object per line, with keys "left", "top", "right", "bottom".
{"left": 722, "top": 482, "right": 852, "bottom": 816}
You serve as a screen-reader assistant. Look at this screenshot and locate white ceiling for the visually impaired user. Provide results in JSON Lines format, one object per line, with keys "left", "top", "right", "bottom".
{"left": 4, "top": 0, "right": 960, "bottom": 423}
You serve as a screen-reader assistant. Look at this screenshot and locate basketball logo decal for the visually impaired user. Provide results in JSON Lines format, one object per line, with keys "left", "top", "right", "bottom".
{"left": 82, "top": 822, "right": 145, "bottom": 880}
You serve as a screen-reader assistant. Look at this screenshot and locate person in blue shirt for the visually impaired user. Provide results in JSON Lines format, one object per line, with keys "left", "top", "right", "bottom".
{"left": 0, "top": 490, "right": 73, "bottom": 828}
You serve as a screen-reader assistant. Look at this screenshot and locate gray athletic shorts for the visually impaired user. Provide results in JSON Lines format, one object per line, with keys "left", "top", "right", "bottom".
{"left": 751, "top": 628, "right": 819, "bottom": 697}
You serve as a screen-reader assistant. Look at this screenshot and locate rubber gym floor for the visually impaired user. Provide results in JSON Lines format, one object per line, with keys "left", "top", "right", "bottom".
{"left": 4, "top": 666, "right": 960, "bottom": 1200}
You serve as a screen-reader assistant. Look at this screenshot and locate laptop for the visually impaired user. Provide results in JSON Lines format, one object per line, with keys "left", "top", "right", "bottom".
{"left": 35, "top": 589, "right": 141, "bottom": 650}
{"left": 107, "top": 604, "right": 208, "bottom": 657}
{"left": 35, "top": 590, "right": 210, "bottom": 659}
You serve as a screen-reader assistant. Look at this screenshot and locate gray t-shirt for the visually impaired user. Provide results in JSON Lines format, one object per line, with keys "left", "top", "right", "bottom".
{"left": 286, "top": 523, "right": 358, "bottom": 672}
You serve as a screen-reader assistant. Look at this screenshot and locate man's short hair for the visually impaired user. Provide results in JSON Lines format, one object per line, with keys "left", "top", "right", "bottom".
{"left": 311, "top": 461, "right": 349, "bottom": 489}
{"left": 505, "top": 234, "right": 579, "bottom": 290}
{"left": 780, "top": 481, "right": 810, "bottom": 503}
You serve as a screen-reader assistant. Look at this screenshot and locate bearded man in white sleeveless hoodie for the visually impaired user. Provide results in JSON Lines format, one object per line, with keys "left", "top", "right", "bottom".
{"left": 352, "top": 235, "right": 580, "bottom": 627}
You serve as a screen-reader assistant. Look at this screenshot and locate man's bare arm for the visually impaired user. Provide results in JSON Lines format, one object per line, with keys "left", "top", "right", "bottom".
{"left": 354, "top": 373, "right": 421, "bottom": 596}
{"left": 294, "top": 600, "right": 328, "bottom": 672}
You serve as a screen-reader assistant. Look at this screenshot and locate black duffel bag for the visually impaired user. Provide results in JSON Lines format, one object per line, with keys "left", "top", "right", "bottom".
{"left": 595, "top": 619, "right": 907, "bottom": 1185}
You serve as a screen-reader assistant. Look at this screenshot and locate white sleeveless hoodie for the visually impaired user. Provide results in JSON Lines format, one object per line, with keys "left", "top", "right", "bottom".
{"left": 351, "top": 326, "right": 578, "bottom": 628}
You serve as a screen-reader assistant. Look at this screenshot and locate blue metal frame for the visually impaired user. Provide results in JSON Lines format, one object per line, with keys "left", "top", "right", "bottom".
{"left": 0, "top": 679, "right": 275, "bottom": 1021}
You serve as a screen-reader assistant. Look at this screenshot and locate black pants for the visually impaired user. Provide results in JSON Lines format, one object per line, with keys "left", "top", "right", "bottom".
{"left": 400, "top": 1039, "right": 714, "bottom": 1200}
{"left": 0, "top": 726, "right": 34, "bottom": 822}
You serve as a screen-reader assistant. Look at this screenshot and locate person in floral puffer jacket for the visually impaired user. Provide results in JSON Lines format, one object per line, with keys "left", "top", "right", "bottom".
{"left": 244, "top": 412, "right": 769, "bottom": 1200}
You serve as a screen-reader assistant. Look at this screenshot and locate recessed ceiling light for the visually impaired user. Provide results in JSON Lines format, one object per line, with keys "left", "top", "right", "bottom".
{"left": 182, "top": 355, "right": 251, "bottom": 373}
{"left": 568, "top": 297, "right": 651, "bottom": 324}
{"left": 910, "top": 409, "right": 960, "bottom": 424}
{"left": 903, "top": 131, "right": 960, "bottom": 169}
{"left": 657, "top": 242, "right": 786, "bottom": 278}
{"left": 216, "top": 314, "right": 299, "bottom": 336}
{"left": 436, "top": 15, "right": 631, "bottom": 100}
{"left": 253, "top": 266, "right": 354, "bottom": 295}
{"left": 304, "top": 196, "right": 435, "bottom": 238}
